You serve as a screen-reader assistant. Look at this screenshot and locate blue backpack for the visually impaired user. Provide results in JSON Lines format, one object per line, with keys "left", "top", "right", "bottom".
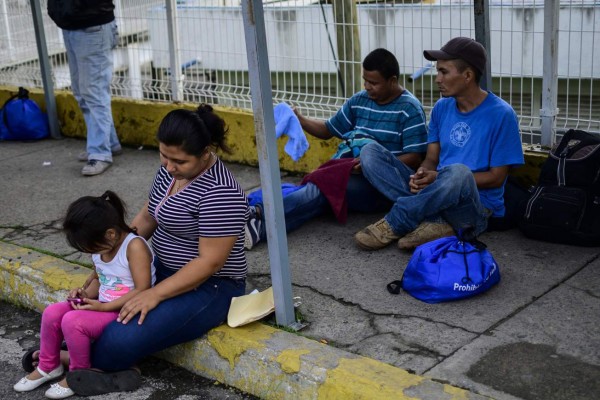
{"left": 387, "top": 230, "right": 500, "bottom": 303}
{"left": 0, "top": 87, "right": 50, "bottom": 141}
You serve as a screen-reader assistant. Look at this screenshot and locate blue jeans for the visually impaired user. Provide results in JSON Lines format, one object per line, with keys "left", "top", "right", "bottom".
{"left": 90, "top": 259, "right": 246, "bottom": 371}
{"left": 360, "top": 142, "right": 489, "bottom": 235}
{"left": 258, "top": 177, "right": 390, "bottom": 241}
{"left": 63, "top": 21, "right": 121, "bottom": 162}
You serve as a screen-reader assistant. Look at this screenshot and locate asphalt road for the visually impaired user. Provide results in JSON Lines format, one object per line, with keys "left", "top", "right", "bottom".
{"left": 0, "top": 301, "right": 257, "bottom": 400}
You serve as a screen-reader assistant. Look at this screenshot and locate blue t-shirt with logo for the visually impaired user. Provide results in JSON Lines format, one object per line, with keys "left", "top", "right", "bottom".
{"left": 428, "top": 92, "right": 524, "bottom": 216}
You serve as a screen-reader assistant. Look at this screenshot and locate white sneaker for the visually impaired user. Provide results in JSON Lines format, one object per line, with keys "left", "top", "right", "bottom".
{"left": 14, "top": 365, "right": 64, "bottom": 392}
{"left": 81, "top": 160, "right": 112, "bottom": 176}
{"left": 244, "top": 207, "right": 262, "bottom": 250}
{"left": 45, "top": 383, "right": 75, "bottom": 399}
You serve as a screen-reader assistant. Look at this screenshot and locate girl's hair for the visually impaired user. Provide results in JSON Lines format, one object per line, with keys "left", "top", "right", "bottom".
{"left": 63, "top": 190, "right": 134, "bottom": 253}
{"left": 156, "top": 103, "right": 231, "bottom": 156}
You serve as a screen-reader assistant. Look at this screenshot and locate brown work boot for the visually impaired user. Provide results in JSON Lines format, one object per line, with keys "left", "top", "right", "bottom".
{"left": 354, "top": 218, "right": 402, "bottom": 250}
{"left": 397, "top": 222, "right": 454, "bottom": 250}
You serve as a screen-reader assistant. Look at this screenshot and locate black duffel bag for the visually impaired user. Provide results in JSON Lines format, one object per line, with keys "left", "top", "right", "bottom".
{"left": 519, "top": 129, "right": 600, "bottom": 246}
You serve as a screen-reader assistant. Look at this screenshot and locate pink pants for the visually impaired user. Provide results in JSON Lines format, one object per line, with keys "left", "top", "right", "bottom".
{"left": 38, "top": 301, "right": 118, "bottom": 372}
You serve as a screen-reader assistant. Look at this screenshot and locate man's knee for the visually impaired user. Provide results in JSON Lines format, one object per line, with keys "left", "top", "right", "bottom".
{"left": 438, "top": 164, "right": 473, "bottom": 183}
{"left": 360, "top": 142, "right": 386, "bottom": 171}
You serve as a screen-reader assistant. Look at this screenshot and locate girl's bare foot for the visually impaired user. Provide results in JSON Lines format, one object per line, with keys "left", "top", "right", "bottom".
{"left": 25, "top": 368, "right": 43, "bottom": 380}
{"left": 56, "top": 378, "right": 70, "bottom": 388}
{"left": 28, "top": 349, "right": 69, "bottom": 370}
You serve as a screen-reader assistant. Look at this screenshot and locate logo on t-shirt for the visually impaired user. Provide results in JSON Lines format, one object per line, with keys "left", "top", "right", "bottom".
{"left": 450, "top": 122, "right": 471, "bottom": 147}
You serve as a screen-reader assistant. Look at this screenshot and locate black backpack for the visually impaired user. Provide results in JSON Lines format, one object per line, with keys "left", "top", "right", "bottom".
{"left": 519, "top": 129, "right": 600, "bottom": 246}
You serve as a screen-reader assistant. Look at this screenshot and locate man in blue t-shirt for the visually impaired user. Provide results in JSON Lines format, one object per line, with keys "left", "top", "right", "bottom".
{"left": 244, "top": 48, "right": 428, "bottom": 250}
{"left": 355, "top": 37, "right": 524, "bottom": 251}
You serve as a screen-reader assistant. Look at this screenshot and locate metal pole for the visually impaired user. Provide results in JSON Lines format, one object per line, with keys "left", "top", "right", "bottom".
{"left": 165, "top": 0, "right": 183, "bottom": 102}
{"left": 540, "top": 0, "right": 560, "bottom": 148}
{"left": 2, "top": 0, "right": 14, "bottom": 60}
{"left": 474, "top": 0, "right": 492, "bottom": 91}
{"left": 30, "top": 0, "right": 61, "bottom": 139}
{"left": 241, "top": 0, "right": 298, "bottom": 328}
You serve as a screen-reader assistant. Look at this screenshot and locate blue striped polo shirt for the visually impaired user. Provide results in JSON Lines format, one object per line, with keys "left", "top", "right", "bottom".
{"left": 325, "top": 89, "right": 428, "bottom": 156}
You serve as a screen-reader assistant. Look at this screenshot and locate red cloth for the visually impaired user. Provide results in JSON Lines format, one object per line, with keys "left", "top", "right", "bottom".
{"left": 301, "top": 158, "right": 359, "bottom": 224}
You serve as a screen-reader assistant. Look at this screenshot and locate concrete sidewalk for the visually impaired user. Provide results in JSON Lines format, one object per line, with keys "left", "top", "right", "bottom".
{"left": 1, "top": 138, "right": 599, "bottom": 399}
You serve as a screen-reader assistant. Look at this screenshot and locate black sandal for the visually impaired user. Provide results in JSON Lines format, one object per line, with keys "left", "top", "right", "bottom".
{"left": 67, "top": 368, "right": 142, "bottom": 396}
{"left": 21, "top": 342, "right": 69, "bottom": 372}
{"left": 21, "top": 345, "right": 40, "bottom": 373}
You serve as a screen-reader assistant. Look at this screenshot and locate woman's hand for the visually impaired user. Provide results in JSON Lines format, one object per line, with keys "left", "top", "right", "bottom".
{"left": 117, "top": 288, "right": 161, "bottom": 325}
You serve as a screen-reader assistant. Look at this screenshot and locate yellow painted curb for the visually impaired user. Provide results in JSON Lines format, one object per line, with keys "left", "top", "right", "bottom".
{"left": 0, "top": 241, "right": 489, "bottom": 399}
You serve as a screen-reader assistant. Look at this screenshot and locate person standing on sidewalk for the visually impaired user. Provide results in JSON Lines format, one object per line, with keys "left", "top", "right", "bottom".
{"left": 354, "top": 37, "right": 524, "bottom": 251}
{"left": 244, "top": 48, "right": 428, "bottom": 250}
{"left": 48, "top": 0, "right": 122, "bottom": 176}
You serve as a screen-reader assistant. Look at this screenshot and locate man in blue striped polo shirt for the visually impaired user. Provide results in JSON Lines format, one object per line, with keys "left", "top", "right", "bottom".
{"left": 245, "top": 48, "right": 429, "bottom": 250}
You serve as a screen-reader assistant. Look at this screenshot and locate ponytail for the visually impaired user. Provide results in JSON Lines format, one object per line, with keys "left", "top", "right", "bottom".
{"left": 157, "top": 104, "right": 231, "bottom": 156}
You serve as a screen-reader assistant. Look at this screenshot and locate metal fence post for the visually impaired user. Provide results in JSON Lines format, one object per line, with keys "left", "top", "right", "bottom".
{"left": 541, "top": 0, "right": 560, "bottom": 148}
{"left": 241, "top": 0, "right": 298, "bottom": 328}
{"left": 165, "top": 0, "right": 183, "bottom": 102}
{"left": 2, "top": 0, "right": 14, "bottom": 60}
{"left": 30, "top": 0, "right": 60, "bottom": 139}
{"left": 474, "top": 0, "right": 492, "bottom": 91}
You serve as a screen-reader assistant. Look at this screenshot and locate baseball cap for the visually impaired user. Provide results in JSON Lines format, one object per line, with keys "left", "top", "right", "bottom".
{"left": 423, "top": 37, "right": 487, "bottom": 75}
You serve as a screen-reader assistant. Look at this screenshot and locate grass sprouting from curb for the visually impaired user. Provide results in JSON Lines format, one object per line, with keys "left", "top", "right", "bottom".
{"left": 0, "top": 238, "right": 93, "bottom": 269}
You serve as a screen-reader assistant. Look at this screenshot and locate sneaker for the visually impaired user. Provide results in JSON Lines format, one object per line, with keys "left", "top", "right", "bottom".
{"left": 354, "top": 218, "right": 402, "bottom": 250}
{"left": 78, "top": 148, "right": 123, "bottom": 162}
{"left": 81, "top": 160, "right": 112, "bottom": 176}
{"left": 244, "top": 206, "right": 262, "bottom": 250}
{"left": 397, "top": 222, "right": 454, "bottom": 250}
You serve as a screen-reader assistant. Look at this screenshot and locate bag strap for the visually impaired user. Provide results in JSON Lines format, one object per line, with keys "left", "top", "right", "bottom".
{"left": 460, "top": 246, "right": 473, "bottom": 284}
{"left": 557, "top": 146, "right": 567, "bottom": 187}
{"left": 456, "top": 228, "right": 487, "bottom": 284}
{"left": 386, "top": 280, "right": 402, "bottom": 295}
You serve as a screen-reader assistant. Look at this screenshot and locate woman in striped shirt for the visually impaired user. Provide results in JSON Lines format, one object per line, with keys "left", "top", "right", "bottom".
{"left": 67, "top": 104, "right": 249, "bottom": 396}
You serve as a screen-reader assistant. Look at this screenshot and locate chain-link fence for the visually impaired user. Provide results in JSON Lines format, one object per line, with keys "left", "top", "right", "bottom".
{"left": 1, "top": 0, "right": 598, "bottom": 145}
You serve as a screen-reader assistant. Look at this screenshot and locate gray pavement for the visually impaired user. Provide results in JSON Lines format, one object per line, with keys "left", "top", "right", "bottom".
{"left": 1, "top": 138, "right": 599, "bottom": 399}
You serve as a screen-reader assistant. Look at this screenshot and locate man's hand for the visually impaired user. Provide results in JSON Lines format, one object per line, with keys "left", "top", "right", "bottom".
{"left": 291, "top": 105, "right": 332, "bottom": 139}
{"left": 292, "top": 105, "right": 302, "bottom": 119}
{"left": 351, "top": 159, "right": 361, "bottom": 174}
{"left": 117, "top": 288, "right": 161, "bottom": 325}
{"left": 409, "top": 167, "right": 438, "bottom": 193}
